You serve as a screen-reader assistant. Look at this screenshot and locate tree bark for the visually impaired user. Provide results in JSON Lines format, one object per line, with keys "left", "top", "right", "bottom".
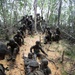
{"left": 46, "top": 1, "right": 50, "bottom": 22}
{"left": 33, "top": 0, "right": 37, "bottom": 32}
{"left": 1, "top": 0, "right": 6, "bottom": 26}
{"left": 58, "top": 0, "right": 62, "bottom": 26}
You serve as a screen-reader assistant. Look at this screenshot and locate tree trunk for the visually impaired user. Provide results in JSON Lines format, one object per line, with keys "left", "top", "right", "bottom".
{"left": 33, "top": 0, "right": 37, "bottom": 32}
{"left": 58, "top": 0, "right": 62, "bottom": 26}
{"left": 46, "top": 1, "right": 50, "bottom": 22}
{"left": 1, "top": 0, "right": 6, "bottom": 26}
{"left": 40, "top": 1, "right": 44, "bottom": 17}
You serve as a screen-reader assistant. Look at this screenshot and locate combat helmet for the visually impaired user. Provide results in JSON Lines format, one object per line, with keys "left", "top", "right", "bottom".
{"left": 41, "top": 59, "right": 48, "bottom": 66}
{"left": 36, "top": 41, "right": 40, "bottom": 45}
{"left": 28, "top": 53, "right": 33, "bottom": 59}
{"left": 29, "top": 60, "right": 39, "bottom": 68}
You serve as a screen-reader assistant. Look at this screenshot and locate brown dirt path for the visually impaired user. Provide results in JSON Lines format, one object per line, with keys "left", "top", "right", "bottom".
{"left": 0, "top": 34, "right": 63, "bottom": 75}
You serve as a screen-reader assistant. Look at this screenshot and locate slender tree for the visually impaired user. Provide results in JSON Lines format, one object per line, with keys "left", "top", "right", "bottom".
{"left": 33, "top": 0, "right": 38, "bottom": 32}
{"left": 58, "top": 0, "right": 62, "bottom": 26}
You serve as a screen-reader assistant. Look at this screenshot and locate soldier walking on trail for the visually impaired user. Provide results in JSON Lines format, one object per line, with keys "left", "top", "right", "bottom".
{"left": 55, "top": 27, "right": 61, "bottom": 43}
{"left": 44, "top": 27, "right": 52, "bottom": 44}
{"left": 30, "top": 41, "right": 48, "bottom": 59}
{"left": 7, "top": 39, "right": 19, "bottom": 61}
{"left": 28, "top": 60, "right": 44, "bottom": 75}
{"left": 13, "top": 30, "right": 24, "bottom": 46}
{"left": 56, "top": 27, "right": 60, "bottom": 36}
{"left": 23, "top": 53, "right": 36, "bottom": 75}
{"left": 40, "top": 59, "right": 52, "bottom": 75}
{"left": 26, "top": 18, "right": 33, "bottom": 35}
{"left": 52, "top": 27, "right": 61, "bottom": 43}
{"left": 19, "top": 26, "right": 25, "bottom": 38}
{"left": 0, "top": 42, "right": 9, "bottom": 60}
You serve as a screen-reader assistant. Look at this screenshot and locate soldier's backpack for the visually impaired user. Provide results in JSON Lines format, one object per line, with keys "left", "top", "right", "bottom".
{"left": 34, "top": 70, "right": 45, "bottom": 75}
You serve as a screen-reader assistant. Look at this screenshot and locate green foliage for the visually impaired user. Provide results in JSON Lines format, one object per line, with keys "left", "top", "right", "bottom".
{"left": 61, "top": 71, "right": 67, "bottom": 75}
{"left": 65, "top": 46, "right": 75, "bottom": 60}
{"left": 61, "top": 66, "right": 68, "bottom": 75}
{"left": 19, "top": 1, "right": 24, "bottom": 7}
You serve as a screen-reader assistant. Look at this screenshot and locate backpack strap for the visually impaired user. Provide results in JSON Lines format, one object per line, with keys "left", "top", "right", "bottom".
{"left": 34, "top": 70, "right": 44, "bottom": 75}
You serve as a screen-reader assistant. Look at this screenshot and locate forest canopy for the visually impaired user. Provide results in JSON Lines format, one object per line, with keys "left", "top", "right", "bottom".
{"left": 0, "top": 0, "right": 75, "bottom": 40}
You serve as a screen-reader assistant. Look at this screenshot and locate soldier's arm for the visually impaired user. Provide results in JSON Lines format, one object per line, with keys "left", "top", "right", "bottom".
{"left": 40, "top": 47, "right": 48, "bottom": 56}
{"left": 15, "top": 42, "right": 19, "bottom": 48}
{"left": 30, "top": 46, "right": 34, "bottom": 53}
{"left": 7, "top": 43, "right": 10, "bottom": 47}
{"left": 20, "top": 34, "right": 24, "bottom": 39}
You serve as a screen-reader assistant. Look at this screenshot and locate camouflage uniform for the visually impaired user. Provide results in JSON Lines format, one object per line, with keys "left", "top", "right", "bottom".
{"left": 7, "top": 39, "right": 19, "bottom": 61}
{"left": 30, "top": 41, "right": 47, "bottom": 59}
{"left": 28, "top": 60, "right": 44, "bottom": 75}
{"left": 40, "top": 59, "right": 51, "bottom": 75}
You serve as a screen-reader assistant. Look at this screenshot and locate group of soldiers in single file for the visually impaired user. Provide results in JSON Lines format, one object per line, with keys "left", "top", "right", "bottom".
{"left": 44, "top": 27, "right": 61, "bottom": 44}
{"left": 23, "top": 41, "right": 51, "bottom": 75}
{"left": 0, "top": 14, "right": 61, "bottom": 75}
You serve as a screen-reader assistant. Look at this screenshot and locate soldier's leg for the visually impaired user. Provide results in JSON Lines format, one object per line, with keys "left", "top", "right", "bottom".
{"left": 7, "top": 48, "right": 13, "bottom": 61}
{"left": 33, "top": 54, "right": 37, "bottom": 60}
{"left": 12, "top": 48, "right": 19, "bottom": 61}
{"left": 17, "top": 38, "right": 22, "bottom": 46}
{"left": 21, "top": 38, "right": 24, "bottom": 45}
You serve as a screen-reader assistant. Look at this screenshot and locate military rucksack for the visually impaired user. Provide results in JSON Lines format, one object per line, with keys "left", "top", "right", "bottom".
{"left": 34, "top": 70, "right": 44, "bottom": 75}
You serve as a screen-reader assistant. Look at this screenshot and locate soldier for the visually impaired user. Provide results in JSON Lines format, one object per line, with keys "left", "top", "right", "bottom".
{"left": 44, "top": 27, "right": 52, "bottom": 44}
{"left": 20, "top": 15, "right": 28, "bottom": 25}
{"left": 40, "top": 59, "right": 52, "bottom": 75}
{"left": 28, "top": 60, "right": 44, "bottom": 75}
{"left": 13, "top": 30, "right": 24, "bottom": 46}
{"left": 56, "top": 27, "right": 60, "bottom": 36}
{"left": 52, "top": 28, "right": 60, "bottom": 43}
{"left": 30, "top": 41, "right": 48, "bottom": 59}
{"left": 29, "top": 15, "right": 34, "bottom": 34}
{"left": 19, "top": 26, "right": 25, "bottom": 38}
{"left": 20, "top": 16, "right": 25, "bottom": 25}
{"left": 55, "top": 27, "right": 61, "bottom": 43}
{"left": 23, "top": 53, "right": 34, "bottom": 66}
{"left": 7, "top": 39, "right": 19, "bottom": 61}
{"left": 23, "top": 53, "right": 35, "bottom": 75}
{"left": 26, "top": 18, "right": 33, "bottom": 35}
{"left": 0, "top": 42, "right": 8, "bottom": 60}
{"left": 23, "top": 24, "right": 27, "bottom": 35}
{"left": 36, "top": 14, "right": 42, "bottom": 32}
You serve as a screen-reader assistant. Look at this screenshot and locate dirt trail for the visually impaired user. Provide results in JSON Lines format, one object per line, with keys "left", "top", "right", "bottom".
{"left": 0, "top": 34, "right": 63, "bottom": 75}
